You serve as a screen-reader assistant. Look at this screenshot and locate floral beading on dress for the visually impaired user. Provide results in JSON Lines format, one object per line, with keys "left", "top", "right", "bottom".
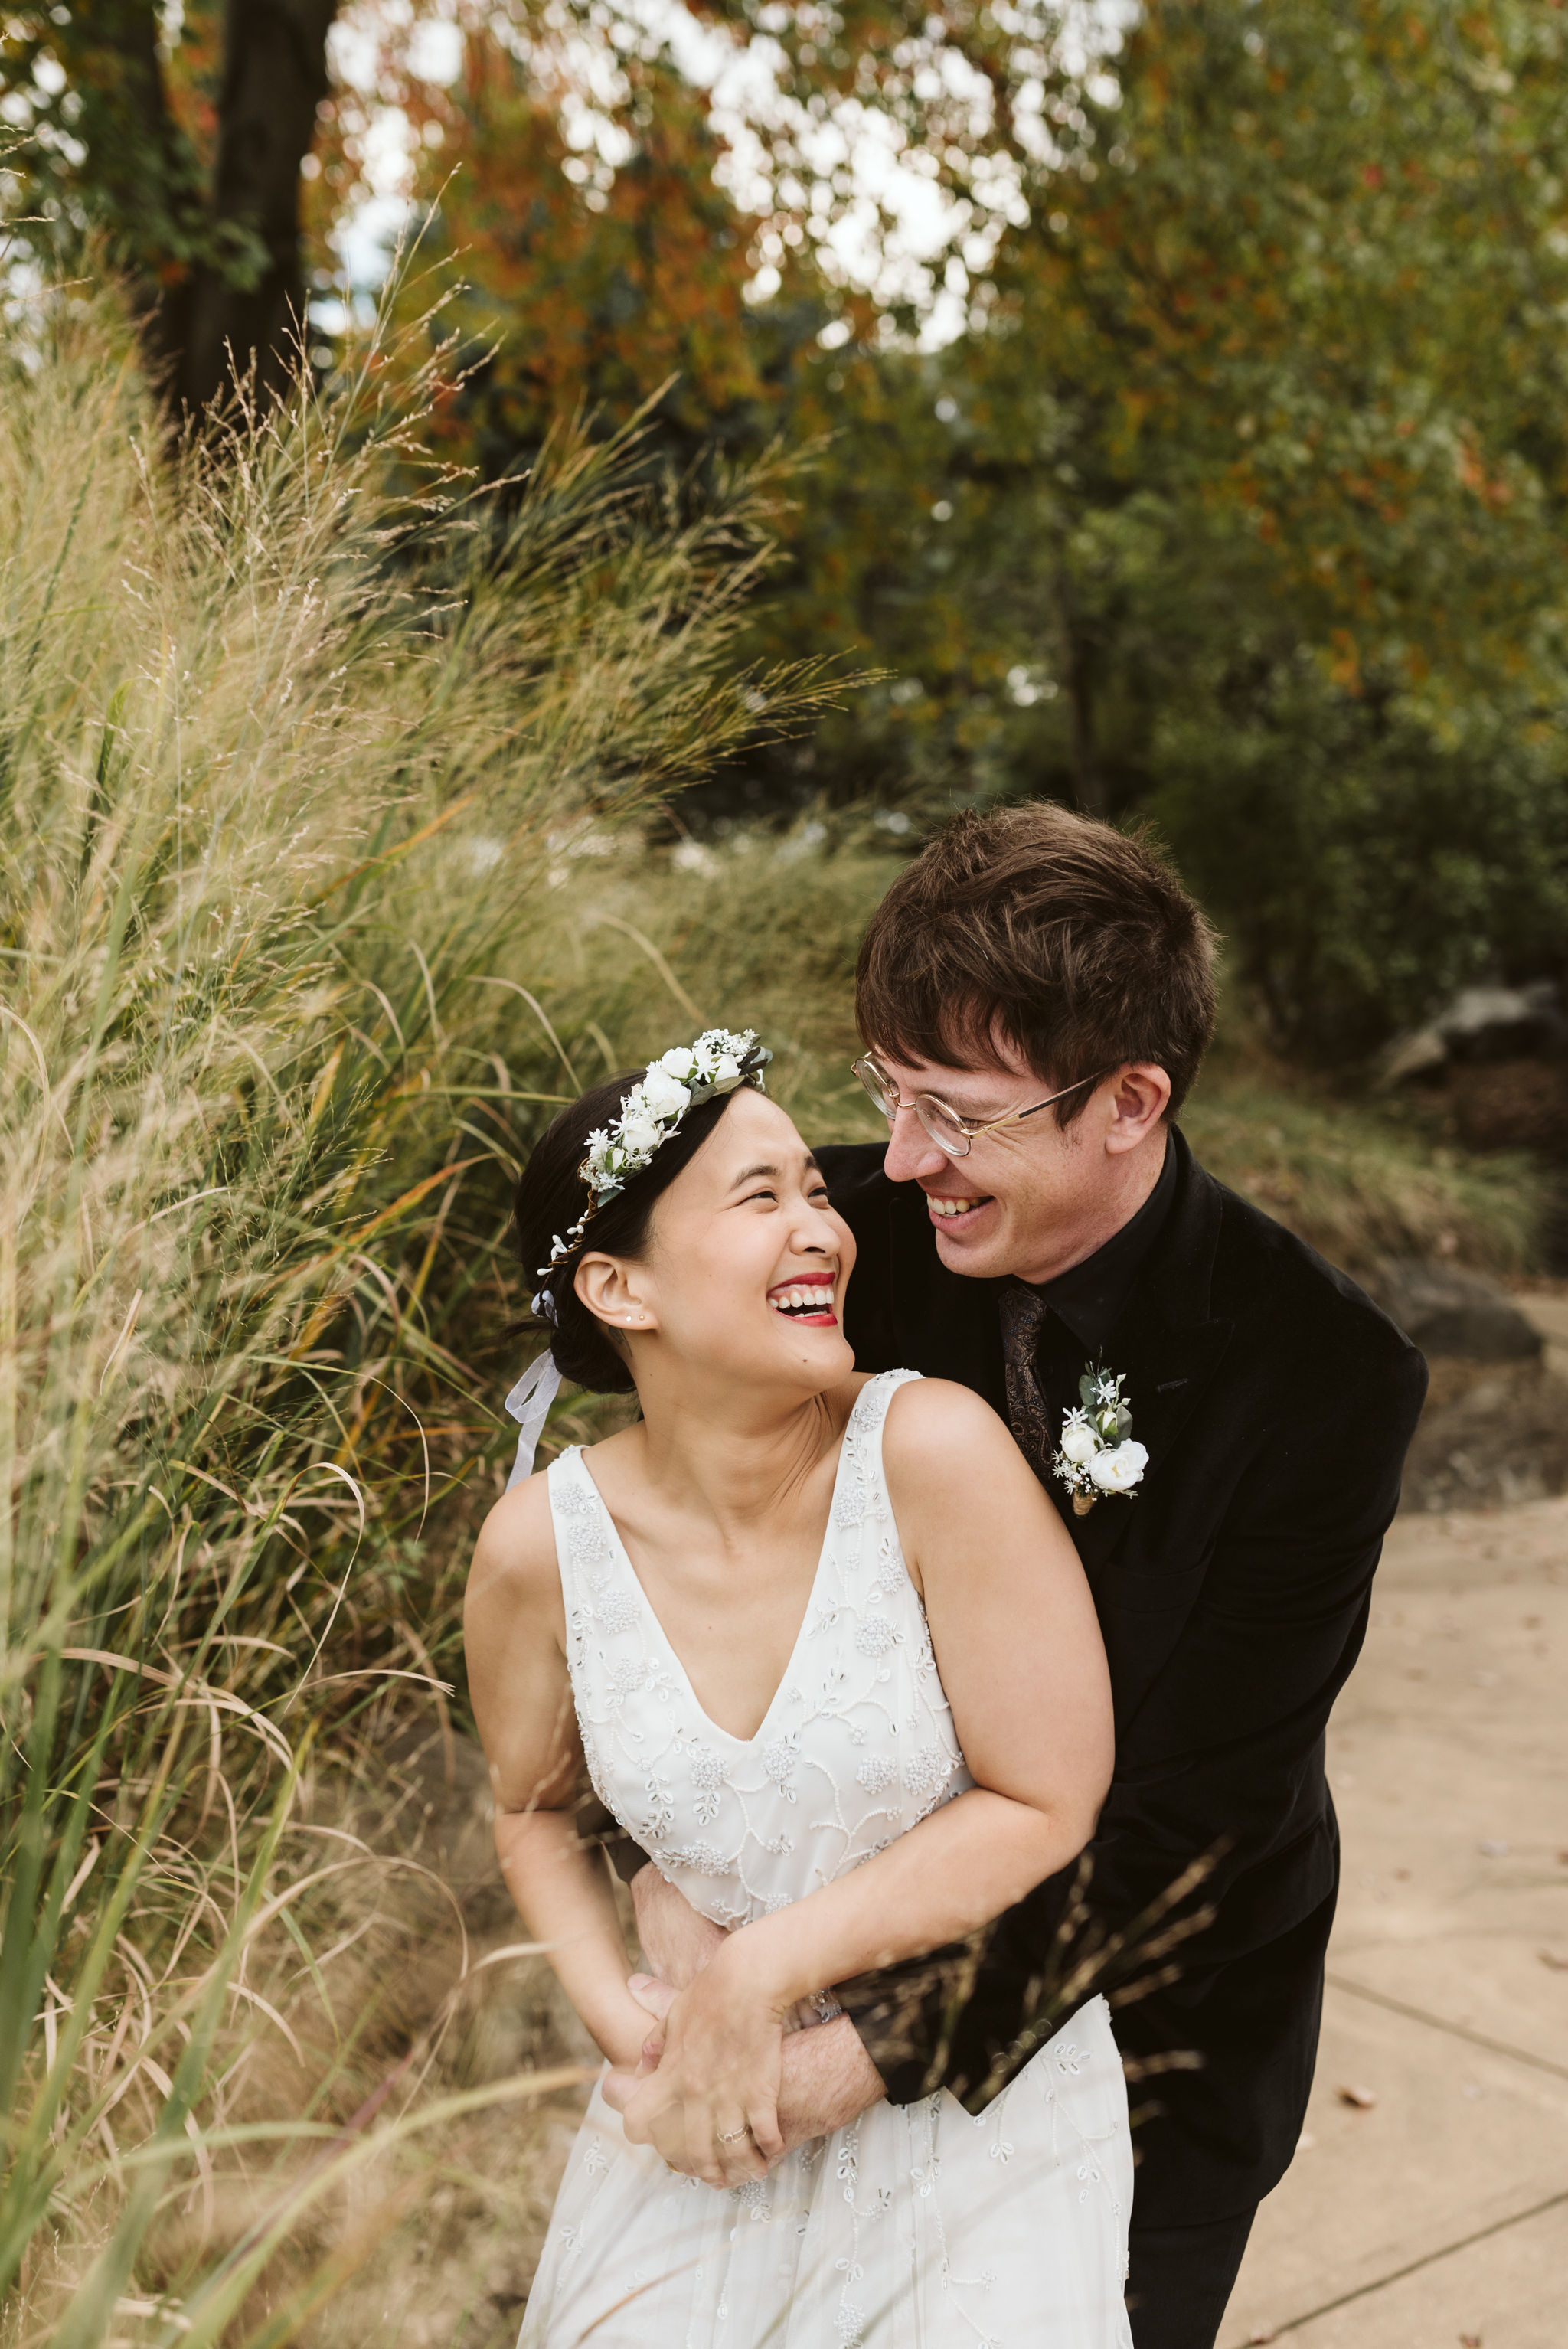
{"left": 554, "top": 1371, "right": 971, "bottom": 1933}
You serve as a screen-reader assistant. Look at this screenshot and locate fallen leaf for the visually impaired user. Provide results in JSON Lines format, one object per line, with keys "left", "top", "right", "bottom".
{"left": 1337, "top": 2083, "right": 1377, "bottom": 2109}
{"left": 1459, "top": 2333, "right": 1482, "bottom": 2347}
{"left": 1249, "top": 2330, "right": 1278, "bottom": 2346}
{"left": 1540, "top": 1949, "right": 1568, "bottom": 1972}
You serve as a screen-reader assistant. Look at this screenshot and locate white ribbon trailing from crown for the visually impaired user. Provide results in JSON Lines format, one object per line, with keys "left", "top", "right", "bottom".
{"left": 505, "top": 1350, "right": 563, "bottom": 1490}
{"left": 503, "top": 1289, "right": 564, "bottom": 1489}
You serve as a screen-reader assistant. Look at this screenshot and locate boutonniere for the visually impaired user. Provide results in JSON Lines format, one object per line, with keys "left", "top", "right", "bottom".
{"left": 1053, "top": 1364, "right": 1149, "bottom": 1518}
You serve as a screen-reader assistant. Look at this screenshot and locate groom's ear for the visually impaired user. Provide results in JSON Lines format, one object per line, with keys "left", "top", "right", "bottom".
{"left": 1102, "top": 1063, "right": 1171, "bottom": 1154}
{"left": 575, "top": 1251, "right": 657, "bottom": 1333}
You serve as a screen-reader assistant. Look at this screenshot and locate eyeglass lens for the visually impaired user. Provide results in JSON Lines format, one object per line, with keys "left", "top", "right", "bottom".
{"left": 854, "top": 1061, "right": 971, "bottom": 1158}
{"left": 914, "top": 1100, "right": 969, "bottom": 1156}
{"left": 854, "top": 1060, "right": 897, "bottom": 1119}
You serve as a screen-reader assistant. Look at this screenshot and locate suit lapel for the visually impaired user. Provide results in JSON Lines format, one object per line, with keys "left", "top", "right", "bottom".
{"left": 1068, "top": 1311, "right": 1233, "bottom": 1575}
{"left": 1062, "top": 1137, "right": 1234, "bottom": 1578}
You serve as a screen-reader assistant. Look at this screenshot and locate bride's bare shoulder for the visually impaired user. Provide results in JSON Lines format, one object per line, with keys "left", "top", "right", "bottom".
{"left": 466, "top": 1469, "right": 562, "bottom": 1627}
{"left": 882, "top": 1374, "right": 1017, "bottom": 1467}
{"left": 882, "top": 1375, "right": 1056, "bottom": 1518}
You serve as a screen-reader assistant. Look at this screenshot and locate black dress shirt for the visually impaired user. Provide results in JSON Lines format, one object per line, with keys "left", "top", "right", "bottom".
{"left": 1034, "top": 1129, "right": 1178, "bottom": 1357}
{"left": 1021, "top": 1134, "right": 1180, "bottom": 1446}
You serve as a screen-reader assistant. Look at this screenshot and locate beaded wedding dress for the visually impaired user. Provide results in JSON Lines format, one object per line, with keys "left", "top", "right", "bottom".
{"left": 521, "top": 1371, "right": 1134, "bottom": 2349}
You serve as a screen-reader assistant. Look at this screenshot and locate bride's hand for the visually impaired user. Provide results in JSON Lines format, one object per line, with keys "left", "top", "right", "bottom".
{"left": 615, "top": 1942, "right": 786, "bottom": 2187}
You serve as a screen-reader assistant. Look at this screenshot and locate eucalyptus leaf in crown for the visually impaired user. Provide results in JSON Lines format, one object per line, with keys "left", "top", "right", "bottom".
{"left": 541, "top": 1027, "right": 770, "bottom": 1273}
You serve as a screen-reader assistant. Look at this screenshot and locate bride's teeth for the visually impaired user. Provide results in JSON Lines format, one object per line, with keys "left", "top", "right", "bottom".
{"left": 771, "top": 1283, "right": 835, "bottom": 1312}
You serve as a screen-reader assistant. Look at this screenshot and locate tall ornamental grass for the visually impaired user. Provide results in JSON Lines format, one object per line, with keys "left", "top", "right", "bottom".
{"left": 0, "top": 283, "right": 831, "bottom": 2345}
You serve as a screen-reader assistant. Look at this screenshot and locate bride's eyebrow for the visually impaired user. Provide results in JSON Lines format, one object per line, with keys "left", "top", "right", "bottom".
{"left": 727, "top": 1154, "right": 821, "bottom": 1190}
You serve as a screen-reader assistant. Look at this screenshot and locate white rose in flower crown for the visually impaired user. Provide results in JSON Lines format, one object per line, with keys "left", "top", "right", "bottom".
{"left": 710, "top": 1051, "right": 741, "bottom": 1085}
{"left": 639, "top": 1069, "right": 691, "bottom": 1120}
{"left": 1089, "top": 1439, "right": 1149, "bottom": 1494}
{"left": 658, "top": 1047, "right": 697, "bottom": 1080}
{"left": 619, "top": 1113, "right": 662, "bottom": 1158}
{"left": 1060, "top": 1421, "right": 1099, "bottom": 1466}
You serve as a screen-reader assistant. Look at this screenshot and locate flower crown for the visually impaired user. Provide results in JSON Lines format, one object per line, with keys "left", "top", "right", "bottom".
{"left": 538, "top": 1027, "right": 771, "bottom": 1276}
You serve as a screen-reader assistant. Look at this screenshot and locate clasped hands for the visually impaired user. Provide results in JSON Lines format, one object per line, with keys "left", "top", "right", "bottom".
{"left": 601, "top": 1865, "right": 885, "bottom": 2188}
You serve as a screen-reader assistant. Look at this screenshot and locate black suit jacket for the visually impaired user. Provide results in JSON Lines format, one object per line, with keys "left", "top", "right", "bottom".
{"left": 818, "top": 1126, "right": 1428, "bottom": 2226}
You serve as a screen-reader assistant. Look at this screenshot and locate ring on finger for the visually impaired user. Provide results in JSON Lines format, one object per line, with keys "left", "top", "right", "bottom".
{"left": 717, "top": 2122, "right": 752, "bottom": 2145}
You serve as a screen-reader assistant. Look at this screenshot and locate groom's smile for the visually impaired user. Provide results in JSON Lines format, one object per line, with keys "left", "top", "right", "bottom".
{"left": 923, "top": 1191, "right": 993, "bottom": 1230}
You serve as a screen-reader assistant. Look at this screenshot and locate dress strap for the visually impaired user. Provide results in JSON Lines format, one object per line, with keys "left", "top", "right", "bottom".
{"left": 858, "top": 1365, "right": 923, "bottom": 1423}
{"left": 544, "top": 1447, "right": 620, "bottom": 1624}
{"left": 829, "top": 1368, "right": 921, "bottom": 1543}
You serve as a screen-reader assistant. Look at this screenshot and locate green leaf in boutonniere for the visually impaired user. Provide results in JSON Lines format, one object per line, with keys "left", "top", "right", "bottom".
{"left": 1054, "top": 1361, "right": 1148, "bottom": 1517}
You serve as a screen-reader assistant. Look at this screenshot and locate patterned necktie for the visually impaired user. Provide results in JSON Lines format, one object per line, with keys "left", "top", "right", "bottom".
{"left": 998, "top": 1282, "right": 1057, "bottom": 1490}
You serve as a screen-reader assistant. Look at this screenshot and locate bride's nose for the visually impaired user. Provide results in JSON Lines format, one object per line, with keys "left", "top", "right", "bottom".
{"left": 789, "top": 1207, "right": 836, "bottom": 1253}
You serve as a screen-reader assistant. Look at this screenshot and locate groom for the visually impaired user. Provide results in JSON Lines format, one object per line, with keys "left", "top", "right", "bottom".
{"left": 606, "top": 805, "right": 1427, "bottom": 2349}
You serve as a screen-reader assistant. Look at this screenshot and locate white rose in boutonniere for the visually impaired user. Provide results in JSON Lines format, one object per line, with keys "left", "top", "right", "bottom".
{"left": 1060, "top": 1419, "right": 1100, "bottom": 1467}
{"left": 1052, "top": 1364, "right": 1146, "bottom": 1517}
{"left": 1089, "top": 1439, "right": 1149, "bottom": 1494}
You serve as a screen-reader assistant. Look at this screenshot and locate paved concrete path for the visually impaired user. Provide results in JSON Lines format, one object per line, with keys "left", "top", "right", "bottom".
{"left": 1220, "top": 1495, "right": 1568, "bottom": 2348}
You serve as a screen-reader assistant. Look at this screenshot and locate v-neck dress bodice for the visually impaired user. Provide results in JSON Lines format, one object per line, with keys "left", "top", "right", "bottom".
{"left": 522, "top": 1371, "right": 1134, "bottom": 2349}
{"left": 548, "top": 1370, "right": 972, "bottom": 1932}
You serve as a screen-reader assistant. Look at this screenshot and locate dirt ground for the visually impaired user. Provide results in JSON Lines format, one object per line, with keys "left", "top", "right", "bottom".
{"left": 1219, "top": 1492, "right": 1568, "bottom": 2348}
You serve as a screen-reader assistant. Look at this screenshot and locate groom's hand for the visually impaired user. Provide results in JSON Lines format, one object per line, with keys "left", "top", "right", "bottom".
{"left": 630, "top": 1862, "right": 728, "bottom": 1989}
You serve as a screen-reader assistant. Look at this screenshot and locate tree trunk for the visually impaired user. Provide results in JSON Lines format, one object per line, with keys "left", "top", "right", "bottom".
{"left": 49, "top": 0, "right": 203, "bottom": 368}
{"left": 1049, "top": 559, "right": 1107, "bottom": 821}
{"left": 175, "top": 0, "right": 340, "bottom": 415}
{"left": 1063, "top": 625, "right": 1106, "bottom": 821}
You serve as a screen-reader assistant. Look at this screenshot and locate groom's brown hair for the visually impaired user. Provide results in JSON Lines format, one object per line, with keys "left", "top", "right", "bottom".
{"left": 855, "top": 803, "right": 1219, "bottom": 1122}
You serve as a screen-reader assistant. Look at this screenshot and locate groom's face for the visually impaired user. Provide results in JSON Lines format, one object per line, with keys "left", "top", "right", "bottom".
{"left": 871, "top": 1036, "right": 1161, "bottom": 1285}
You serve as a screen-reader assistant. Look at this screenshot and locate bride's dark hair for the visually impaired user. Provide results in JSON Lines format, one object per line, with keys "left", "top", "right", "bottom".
{"left": 513, "top": 1072, "right": 746, "bottom": 1395}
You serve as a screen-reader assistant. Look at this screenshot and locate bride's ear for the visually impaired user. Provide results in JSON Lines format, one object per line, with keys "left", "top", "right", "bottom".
{"left": 575, "top": 1252, "right": 658, "bottom": 1334}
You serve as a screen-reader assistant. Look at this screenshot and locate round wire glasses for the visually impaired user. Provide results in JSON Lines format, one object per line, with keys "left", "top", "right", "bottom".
{"left": 850, "top": 1053, "right": 1112, "bottom": 1158}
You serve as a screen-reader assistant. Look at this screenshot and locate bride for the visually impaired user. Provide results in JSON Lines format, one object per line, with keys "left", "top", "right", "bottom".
{"left": 466, "top": 1030, "right": 1134, "bottom": 2347}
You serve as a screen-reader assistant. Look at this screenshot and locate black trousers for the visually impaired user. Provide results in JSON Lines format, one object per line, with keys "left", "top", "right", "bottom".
{"left": 1124, "top": 2208, "right": 1256, "bottom": 2349}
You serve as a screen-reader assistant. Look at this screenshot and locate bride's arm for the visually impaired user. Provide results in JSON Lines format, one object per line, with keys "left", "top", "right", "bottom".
{"left": 465, "top": 1476, "right": 655, "bottom": 2071}
{"left": 617, "top": 1380, "right": 1113, "bottom": 2178}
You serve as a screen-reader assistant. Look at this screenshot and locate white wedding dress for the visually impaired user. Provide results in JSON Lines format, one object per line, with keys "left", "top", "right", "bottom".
{"left": 521, "top": 1370, "right": 1134, "bottom": 2349}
